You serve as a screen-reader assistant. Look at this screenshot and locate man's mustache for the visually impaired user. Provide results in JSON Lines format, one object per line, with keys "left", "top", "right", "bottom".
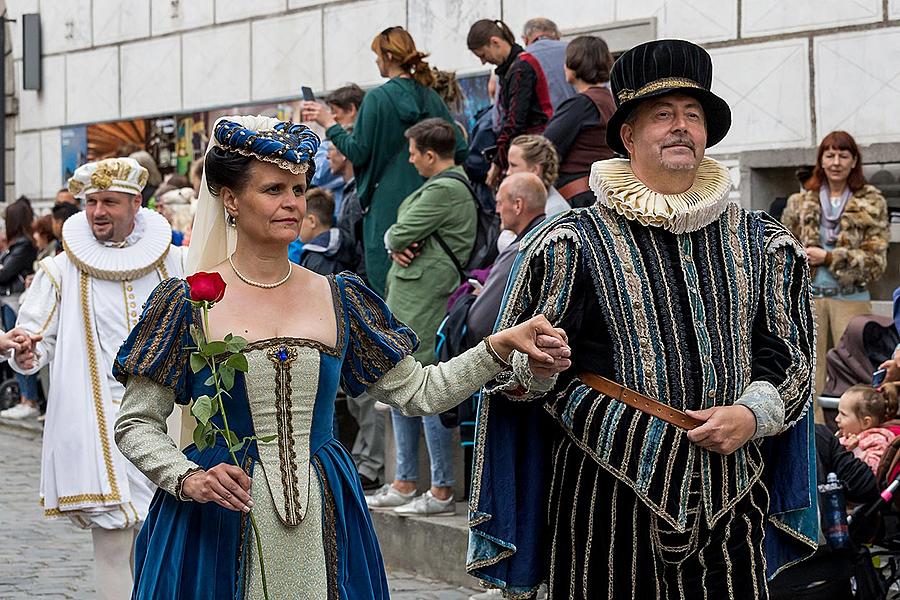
{"left": 662, "top": 136, "right": 696, "bottom": 151}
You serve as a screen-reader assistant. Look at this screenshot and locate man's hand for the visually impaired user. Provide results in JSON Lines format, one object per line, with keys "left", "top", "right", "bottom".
{"left": 685, "top": 405, "right": 757, "bottom": 455}
{"left": 805, "top": 246, "right": 828, "bottom": 266}
{"left": 1, "top": 328, "right": 41, "bottom": 356}
{"left": 180, "top": 464, "right": 254, "bottom": 512}
{"left": 388, "top": 243, "right": 420, "bottom": 268}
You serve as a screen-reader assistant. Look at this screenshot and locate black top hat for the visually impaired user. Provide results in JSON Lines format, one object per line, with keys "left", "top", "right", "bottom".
{"left": 605, "top": 39, "right": 732, "bottom": 156}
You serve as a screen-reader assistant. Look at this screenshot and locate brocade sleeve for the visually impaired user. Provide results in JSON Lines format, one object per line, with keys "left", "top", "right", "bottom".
{"left": 115, "top": 377, "right": 201, "bottom": 499}
{"left": 113, "top": 278, "right": 196, "bottom": 404}
{"left": 369, "top": 342, "right": 506, "bottom": 416}
{"left": 339, "top": 272, "right": 419, "bottom": 397}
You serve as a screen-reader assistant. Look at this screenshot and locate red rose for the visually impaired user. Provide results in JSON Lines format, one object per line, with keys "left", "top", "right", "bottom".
{"left": 186, "top": 272, "right": 226, "bottom": 304}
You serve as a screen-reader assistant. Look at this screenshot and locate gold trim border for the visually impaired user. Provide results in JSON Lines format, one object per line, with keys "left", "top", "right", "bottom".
{"left": 617, "top": 77, "right": 703, "bottom": 103}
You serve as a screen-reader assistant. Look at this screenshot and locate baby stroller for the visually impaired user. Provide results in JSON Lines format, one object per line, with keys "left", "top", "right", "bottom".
{"left": 0, "top": 360, "right": 20, "bottom": 412}
{"left": 770, "top": 430, "right": 900, "bottom": 599}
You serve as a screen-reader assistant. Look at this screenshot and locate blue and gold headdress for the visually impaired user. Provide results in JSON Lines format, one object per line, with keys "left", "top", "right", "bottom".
{"left": 213, "top": 119, "right": 320, "bottom": 175}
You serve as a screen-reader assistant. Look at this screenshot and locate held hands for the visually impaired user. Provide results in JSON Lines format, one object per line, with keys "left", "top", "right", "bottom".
{"left": 181, "top": 464, "right": 255, "bottom": 513}
{"left": 3, "top": 328, "right": 42, "bottom": 363}
{"left": 489, "top": 314, "right": 572, "bottom": 379}
{"left": 300, "top": 100, "right": 337, "bottom": 129}
{"left": 686, "top": 405, "right": 757, "bottom": 455}
{"left": 805, "top": 246, "right": 828, "bottom": 266}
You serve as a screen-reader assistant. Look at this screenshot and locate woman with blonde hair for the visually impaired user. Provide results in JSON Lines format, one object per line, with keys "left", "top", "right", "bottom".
{"left": 303, "top": 26, "right": 466, "bottom": 296}
{"left": 506, "top": 134, "right": 570, "bottom": 216}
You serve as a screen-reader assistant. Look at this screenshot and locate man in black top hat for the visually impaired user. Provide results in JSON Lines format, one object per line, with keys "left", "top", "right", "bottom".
{"left": 465, "top": 39, "right": 818, "bottom": 599}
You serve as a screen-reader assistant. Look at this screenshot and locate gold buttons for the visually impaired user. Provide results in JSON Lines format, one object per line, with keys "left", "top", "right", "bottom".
{"left": 707, "top": 390, "right": 716, "bottom": 398}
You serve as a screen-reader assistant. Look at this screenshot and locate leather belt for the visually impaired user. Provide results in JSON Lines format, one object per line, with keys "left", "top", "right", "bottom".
{"left": 557, "top": 176, "right": 591, "bottom": 201}
{"left": 578, "top": 372, "right": 703, "bottom": 431}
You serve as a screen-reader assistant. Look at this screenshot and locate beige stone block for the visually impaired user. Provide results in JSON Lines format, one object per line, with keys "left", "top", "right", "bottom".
{"left": 65, "top": 47, "right": 120, "bottom": 125}
{"left": 120, "top": 36, "right": 182, "bottom": 118}
{"left": 251, "top": 9, "right": 323, "bottom": 100}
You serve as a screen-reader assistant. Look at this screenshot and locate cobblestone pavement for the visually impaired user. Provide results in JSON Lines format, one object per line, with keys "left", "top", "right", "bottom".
{"left": 0, "top": 422, "right": 478, "bottom": 599}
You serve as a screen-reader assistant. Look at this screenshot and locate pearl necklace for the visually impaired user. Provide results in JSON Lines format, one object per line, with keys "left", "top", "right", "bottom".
{"left": 229, "top": 255, "right": 293, "bottom": 289}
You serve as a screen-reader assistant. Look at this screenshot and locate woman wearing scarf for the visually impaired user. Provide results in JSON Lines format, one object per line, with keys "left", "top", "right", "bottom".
{"left": 782, "top": 130, "right": 889, "bottom": 421}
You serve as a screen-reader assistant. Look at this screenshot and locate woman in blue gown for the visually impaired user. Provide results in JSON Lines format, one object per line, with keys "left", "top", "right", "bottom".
{"left": 112, "top": 115, "right": 571, "bottom": 599}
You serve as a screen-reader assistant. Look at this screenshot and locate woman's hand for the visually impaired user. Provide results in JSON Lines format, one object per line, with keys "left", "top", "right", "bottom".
{"left": 805, "top": 246, "right": 828, "bottom": 266}
{"left": 180, "top": 464, "right": 254, "bottom": 513}
{"left": 300, "top": 101, "right": 337, "bottom": 129}
{"left": 489, "top": 315, "right": 571, "bottom": 379}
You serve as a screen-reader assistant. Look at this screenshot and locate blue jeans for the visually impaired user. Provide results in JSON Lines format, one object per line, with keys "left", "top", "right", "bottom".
{"left": 1, "top": 304, "right": 39, "bottom": 402}
{"left": 391, "top": 408, "right": 455, "bottom": 488}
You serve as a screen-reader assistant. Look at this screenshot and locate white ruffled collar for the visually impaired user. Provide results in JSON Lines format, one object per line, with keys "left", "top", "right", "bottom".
{"left": 61, "top": 208, "right": 172, "bottom": 281}
{"left": 589, "top": 157, "right": 732, "bottom": 234}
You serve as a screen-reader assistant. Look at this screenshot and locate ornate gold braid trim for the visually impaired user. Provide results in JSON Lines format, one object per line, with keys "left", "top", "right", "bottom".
{"left": 616, "top": 77, "right": 702, "bottom": 103}
{"left": 63, "top": 238, "right": 170, "bottom": 281}
{"left": 267, "top": 345, "right": 301, "bottom": 525}
{"left": 313, "top": 455, "right": 341, "bottom": 600}
{"left": 80, "top": 270, "right": 121, "bottom": 501}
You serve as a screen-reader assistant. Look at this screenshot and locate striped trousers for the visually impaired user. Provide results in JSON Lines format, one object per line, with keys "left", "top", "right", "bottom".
{"left": 547, "top": 436, "right": 770, "bottom": 600}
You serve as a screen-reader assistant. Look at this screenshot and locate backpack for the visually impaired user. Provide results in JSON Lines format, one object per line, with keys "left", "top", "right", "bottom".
{"left": 431, "top": 170, "right": 500, "bottom": 283}
{"left": 434, "top": 292, "right": 480, "bottom": 429}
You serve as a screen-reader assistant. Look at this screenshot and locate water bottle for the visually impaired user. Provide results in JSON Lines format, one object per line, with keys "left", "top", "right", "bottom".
{"left": 818, "top": 472, "right": 851, "bottom": 550}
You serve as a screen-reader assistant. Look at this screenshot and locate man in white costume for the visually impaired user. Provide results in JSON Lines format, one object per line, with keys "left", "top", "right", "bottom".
{"left": 11, "top": 157, "right": 185, "bottom": 599}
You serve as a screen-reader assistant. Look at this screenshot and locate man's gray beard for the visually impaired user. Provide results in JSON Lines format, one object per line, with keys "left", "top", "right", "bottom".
{"left": 659, "top": 158, "right": 698, "bottom": 171}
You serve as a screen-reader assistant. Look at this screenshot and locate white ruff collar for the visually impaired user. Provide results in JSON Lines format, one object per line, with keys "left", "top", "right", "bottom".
{"left": 589, "top": 157, "right": 732, "bottom": 234}
{"left": 62, "top": 208, "right": 172, "bottom": 281}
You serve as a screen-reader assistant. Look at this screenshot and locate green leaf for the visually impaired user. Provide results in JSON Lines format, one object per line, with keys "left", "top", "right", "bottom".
{"left": 201, "top": 341, "right": 227, "bottom": 357}
{"left": 220, "top": 365, "right": 235, "bottom": 391}
{"left": 193, "top": 423, "right": 210, "bottom": 450}
{"left": 225, "top": 353, "right": 249, "bottom": 373}
{"left": 191, "top": 395, "right": 216, "bottom": 425}
{"left": 204, "top": 375, "right": 216, "bottom": 387}
{"left": 189, "top": 324, "right": 206, "bottom": 347}
{"left": 226, "top": 336, "right": 248, "bottom": 353}
{"left": 225, "top": 333, "right": 233, "bottom": 342}
{"left": 223, "top": 429, "right": 239, "bottom": 447}
{"left": 257, "top": 434, "right": 278, "bottom": 443}
{"left": 189, "top": 353, "right": 207, "bottom": 374}
{"left": 229, "top": 439, "right": 246, "bottom": 453}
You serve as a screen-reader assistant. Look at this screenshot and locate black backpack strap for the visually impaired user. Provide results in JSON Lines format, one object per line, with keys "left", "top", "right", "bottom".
{"left": 432, "top": 232, "right": 466, "bottom": 283}
{"left": 430, "top": 171, "right": 477, "bottom": 283}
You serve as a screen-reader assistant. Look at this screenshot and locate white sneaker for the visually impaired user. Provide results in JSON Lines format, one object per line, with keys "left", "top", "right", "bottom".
{"left": 393, "top": 490, "right": 456, "bottom": 516}
{"left": 469, "top": 590, "right": 503, "bottom": 600}
{"left": 365, "top": 484, "right": 416, "bottom": 510}
{"left": 0, "top": 403, "right": 40, "bottom": 419}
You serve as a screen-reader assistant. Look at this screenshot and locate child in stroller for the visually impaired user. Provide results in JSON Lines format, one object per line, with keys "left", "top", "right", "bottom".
{"left": 837, "top": 384, "right": 900, "bottom": 473}
{"left": 772, "top": 417, "right": 900, "bottom": 599}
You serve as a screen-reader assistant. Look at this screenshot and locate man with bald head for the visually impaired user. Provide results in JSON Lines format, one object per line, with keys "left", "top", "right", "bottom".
{"left": 465, "top": 172, "right": 547, "bottom": 344}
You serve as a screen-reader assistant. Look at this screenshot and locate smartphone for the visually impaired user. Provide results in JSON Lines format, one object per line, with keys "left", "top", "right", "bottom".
{"left": 301, "top": 86, "right": 315, "bottom": 102}
{"left": 467, "top": 278, "right": 484, "bottom": 291}
{"left": 873, "top": 368, "right": 888, "bottom": 387}
{"left": 481, "top": 145, "right": 498, "bottom": 163}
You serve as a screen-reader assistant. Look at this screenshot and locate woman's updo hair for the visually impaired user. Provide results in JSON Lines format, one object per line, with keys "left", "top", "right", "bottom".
{"left": 204, "top": 146, "right": 316, "bottom": 197}
{"left": 371, "top": 26, "right": 434, "bottom": 88}
{"left": 565, "top": 36, "right": 613, "bottom": 84}
{"left": 467, "top": 19, "right": 516, "bottom": 50}
{"left": 846, "top": 383, "right": 900, "bottom": 426}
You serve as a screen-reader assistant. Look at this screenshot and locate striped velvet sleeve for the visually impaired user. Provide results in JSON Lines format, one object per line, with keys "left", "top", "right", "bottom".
{"left": 487, "top": 219, "right": 582, "bottom": 400}
{"left": 751, "top": 216, "right": 816, "bottom": 431}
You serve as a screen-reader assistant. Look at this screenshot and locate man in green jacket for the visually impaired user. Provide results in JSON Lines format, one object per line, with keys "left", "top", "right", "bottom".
{"left": 366, "top": 117, "right": 476, "bottom": 515}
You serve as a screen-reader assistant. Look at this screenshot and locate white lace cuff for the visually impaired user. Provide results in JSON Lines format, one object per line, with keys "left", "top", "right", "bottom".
{"left": 735, "top": 380, "right": 784, "bottom": 439}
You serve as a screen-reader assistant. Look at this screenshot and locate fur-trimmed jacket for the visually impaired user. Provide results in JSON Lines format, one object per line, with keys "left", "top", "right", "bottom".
{"left": 782, "top": 184, "right": 889, "bottom": 288}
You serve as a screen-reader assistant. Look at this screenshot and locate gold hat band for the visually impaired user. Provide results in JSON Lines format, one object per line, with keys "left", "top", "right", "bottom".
{"left": 616, "top": 77, "right": 703, "bottom": 104}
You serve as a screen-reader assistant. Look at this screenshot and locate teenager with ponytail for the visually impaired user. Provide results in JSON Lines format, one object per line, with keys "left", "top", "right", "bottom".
{"left": 836, "top": 383, "right": 900, "bottom": 473}
{"left": 302, "top": 26, "right": 466, "bottom": 296}
{"left": 467, "top": 19, "right": 553, "bottom": 187}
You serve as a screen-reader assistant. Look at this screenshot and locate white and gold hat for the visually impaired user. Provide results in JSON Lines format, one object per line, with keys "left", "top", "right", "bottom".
{"left": 67, "top": 157, "right": 149, "bottom": 199}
